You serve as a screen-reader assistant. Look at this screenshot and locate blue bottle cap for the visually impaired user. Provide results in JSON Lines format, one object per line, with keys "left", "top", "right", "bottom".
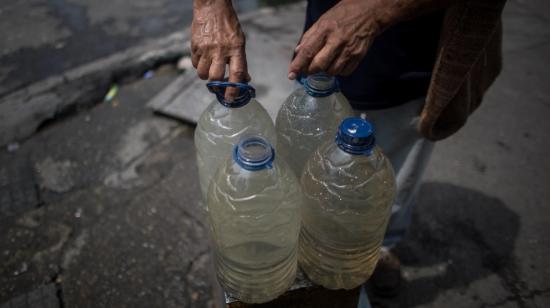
{"left": 302, "top": 73, "right": 340, "bottom": 97}
{"left": 233, "top": 136, "right": 275, "bottom": 171}
{"left": 206, "top": 81, "right": 256, "bottom": 108}
{"left": 335, "top": 117, "right": 376, "bottom": 155}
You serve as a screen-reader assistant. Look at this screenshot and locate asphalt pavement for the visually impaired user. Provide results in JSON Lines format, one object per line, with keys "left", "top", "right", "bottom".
{"left": 0, "top": 0, "right": 549, "bottom": 307}
{"left": 0, "top": 0, "right": 293, "bottom": 97}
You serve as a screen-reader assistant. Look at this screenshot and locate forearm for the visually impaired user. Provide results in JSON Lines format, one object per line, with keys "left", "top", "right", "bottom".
{"left": 193, "top": 0, "right": 233, "bottom": 10}
{"left": 192, "top": 0, "right": 242, "bottom": 42}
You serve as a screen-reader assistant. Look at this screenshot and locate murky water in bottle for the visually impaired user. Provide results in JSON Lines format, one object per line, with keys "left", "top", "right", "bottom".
{"left": 194, "top": 83, "right": 275, "bottom": 203}
{"left": 207, "top": 137, "right": 301, "bottom": 303}
{"left": 299, "top": 118, "right": 396, "bottom": 290}
{"left": 275, "top": 74, "right": 353, "bottom": 176}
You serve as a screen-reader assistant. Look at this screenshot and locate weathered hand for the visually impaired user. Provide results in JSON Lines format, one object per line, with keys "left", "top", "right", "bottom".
{"left": 288, "top": 0, "right": 385, "bottom": 79}
{"left": 192, "top": 0, "right": 250, "bottom": 100}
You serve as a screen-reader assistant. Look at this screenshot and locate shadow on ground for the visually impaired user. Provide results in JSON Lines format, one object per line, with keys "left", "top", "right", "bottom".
{"left": 369, "top": 182, "right": 520, "bottom": 307}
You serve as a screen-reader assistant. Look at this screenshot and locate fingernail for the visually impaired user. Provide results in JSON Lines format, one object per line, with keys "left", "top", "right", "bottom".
{"left": 288, "top": 72, "right": 296, "bottom": 80}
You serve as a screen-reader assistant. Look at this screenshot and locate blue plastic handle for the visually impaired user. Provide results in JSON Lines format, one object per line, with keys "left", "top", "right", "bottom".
{"left": 206, "top": 81, "right": 256, "bottom": 107}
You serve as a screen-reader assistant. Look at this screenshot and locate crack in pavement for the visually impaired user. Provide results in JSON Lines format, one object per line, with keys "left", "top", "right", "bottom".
{"left": 50, "top": 273, "right": 66, "bottom": 308}
{"left": 452, "top": 219, "right": 529, "bottom": 308}
{"left": 480, "top": 287, "right": 550, "bottom": 307}
{"left": 184, "top": 249, "right": 210, "bottom": 278}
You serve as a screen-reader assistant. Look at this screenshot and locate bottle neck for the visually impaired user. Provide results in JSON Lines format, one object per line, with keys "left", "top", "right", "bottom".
{"left": 233, "top": 137, "right": 275, "bottom": 171}
{"left": 335, "top": 135, "right": 376, "bottom": 156}
{"left": 335, "top": 117, "right": 376, "bottom": 155}
{"left": 218, "top": 94, "right": 253, "bottom": 108}
{"left": 303, "top": 74, "right": 339, "bottom": 97}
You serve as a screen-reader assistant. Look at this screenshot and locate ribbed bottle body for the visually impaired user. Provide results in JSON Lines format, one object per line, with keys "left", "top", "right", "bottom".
{"left": 275, "top": 86, "right": 353, "bottom": 176}
{"left": 299, "top": 142, "right": 396, "bottom": 289}
{"left": 207, "top": 152, "right": 301, "bottom": 303}
{"left": 194, "top": 99, "right": 276, "bottom": 202}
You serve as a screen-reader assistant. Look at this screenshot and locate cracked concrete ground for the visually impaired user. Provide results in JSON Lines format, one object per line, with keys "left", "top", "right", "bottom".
{"left": 0, "top": 69, "right": 216, "bottom": 308}
{"left": 1, "top": 0, "right": 549, "bottom": 307}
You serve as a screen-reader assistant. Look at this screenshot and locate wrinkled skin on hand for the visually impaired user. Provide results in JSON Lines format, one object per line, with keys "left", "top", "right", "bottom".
{"left": 191, "top": 0, "right": 250, "bottom": 101}
{"left": 288, "top": 0, "right": 459, "bottom": 79}
{"left": 288, "top": 0, "right": 385, "bottom": 80}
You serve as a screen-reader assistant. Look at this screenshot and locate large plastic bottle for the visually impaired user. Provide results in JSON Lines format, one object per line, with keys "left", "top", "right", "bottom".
{"left": 275, "top": 73, "right": 354, "bottom": 176}
{"left": 207, "top": 136, "right": 301, "bottom": 303}
{"left": 194, "top": 82, "right": 276, "bottom": 202}
{"left": 299, "top": 117, "right": 397, "bottom": 290}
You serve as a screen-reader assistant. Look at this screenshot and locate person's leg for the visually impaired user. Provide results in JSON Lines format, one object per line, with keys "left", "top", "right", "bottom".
{"left": 382, "top": 138, "right": 433, "bottom": 247}
{"left": 354, "top": 98, "right": 433, "bottom": 298}
{"left": 354, "top": 97, "right": 433, "bottom": 247}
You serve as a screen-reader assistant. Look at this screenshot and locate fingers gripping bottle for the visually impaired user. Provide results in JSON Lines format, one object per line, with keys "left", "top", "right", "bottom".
{"left": 299, "top": 117, "right": 397, "bottom": 290}
{"left": 194, "top": 82, "right": 276, "bottom": 204}
{"left": 207, "top": 136, "right": 301, "bottom": 303}
{"left": 275, "top": 73, "right": 354, "bottom": 176}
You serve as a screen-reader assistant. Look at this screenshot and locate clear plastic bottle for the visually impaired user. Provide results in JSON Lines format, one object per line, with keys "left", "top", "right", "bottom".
{"left": 299, "top": 117, "right": 397, "bottom": 290}
{"left": 275, "top": 73, "right": 354, "bottom": 176}
{"left": 207, "top": 136, "right": 301, "bottom": 303}
{"left": 194, "top": 82, "right": 276, "bottom": 203}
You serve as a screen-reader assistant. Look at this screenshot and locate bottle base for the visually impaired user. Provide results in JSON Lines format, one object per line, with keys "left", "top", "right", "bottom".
{"left": 215, "top": 249, "right": 297, "bottom": 304}
{"left": 299, "top": 227, "right": 381, "bottom": 290}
